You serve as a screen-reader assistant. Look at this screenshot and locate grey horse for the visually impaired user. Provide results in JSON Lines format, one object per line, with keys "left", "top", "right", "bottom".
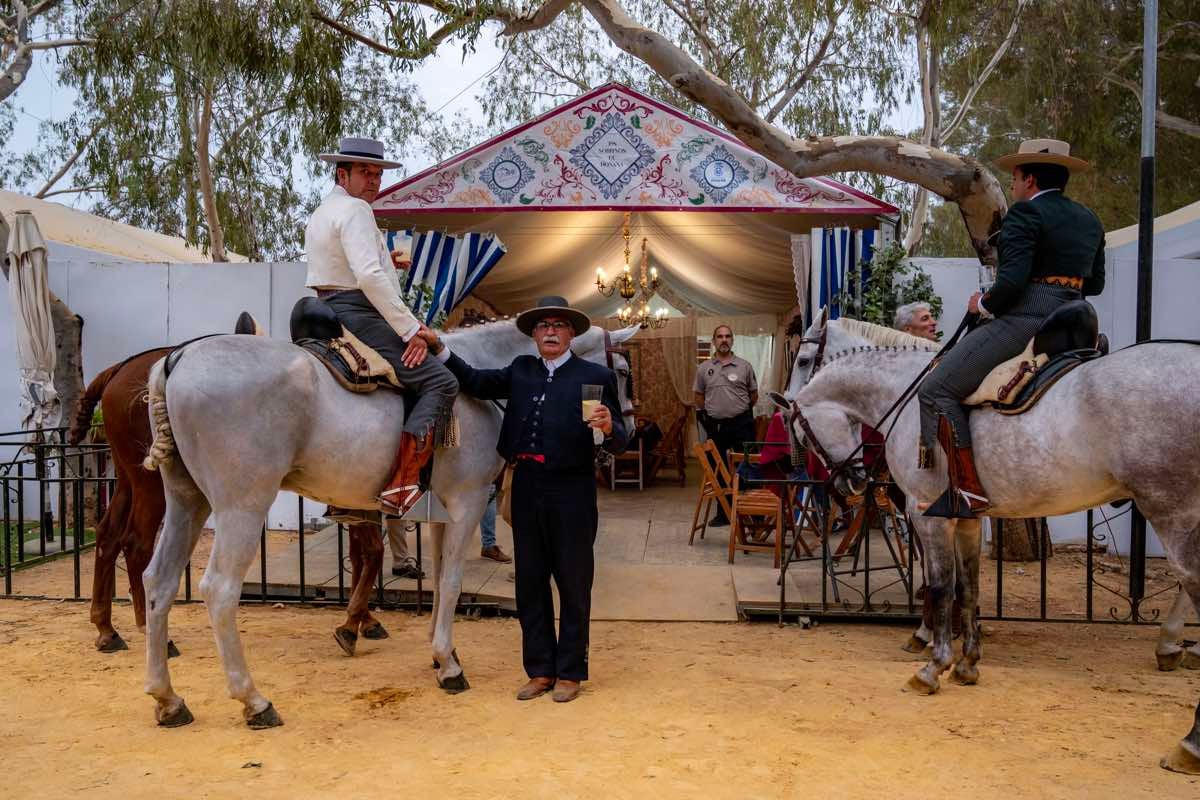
{"left": 788, "top": 335, "right": 1200, "bottom": 774}
{"left": 782, "top": 314, "right": 1200, "bottom": 668}
{"left": 138, "top": 320, "right": 637, "bottom": 729}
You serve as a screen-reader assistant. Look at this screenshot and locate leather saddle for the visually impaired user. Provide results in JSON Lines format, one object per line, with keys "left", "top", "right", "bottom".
{"left": 965, "top": 300, "right": 1106, "bottom": 415}
{"left": 289, "top": 297, "right": 404, "bottom": 393}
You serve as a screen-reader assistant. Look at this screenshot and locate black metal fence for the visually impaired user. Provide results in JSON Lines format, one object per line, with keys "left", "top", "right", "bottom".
{"left": 1, "top": 428, "right": 1176, "bottom": 627}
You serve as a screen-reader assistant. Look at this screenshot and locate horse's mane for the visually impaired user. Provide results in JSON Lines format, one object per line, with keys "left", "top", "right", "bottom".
{"left": 835, "top": 317, "right": 940, "bottom": 351}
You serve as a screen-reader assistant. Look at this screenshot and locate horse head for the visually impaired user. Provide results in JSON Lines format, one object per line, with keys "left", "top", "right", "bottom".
{"left": 783, "top": 306, "right": 830, "bottom": 401}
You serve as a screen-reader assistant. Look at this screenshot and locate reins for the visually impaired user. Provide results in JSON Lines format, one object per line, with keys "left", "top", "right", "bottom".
{"left": 791, "top": 311, "right": 977, "bottom": 479}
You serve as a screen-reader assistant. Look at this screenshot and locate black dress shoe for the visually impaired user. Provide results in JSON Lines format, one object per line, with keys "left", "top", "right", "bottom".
{"left": 709, "top": 516, "right": 729, "bottom": 528}
{"left": 391, "top": 559, "right": 425, "bottom": 579}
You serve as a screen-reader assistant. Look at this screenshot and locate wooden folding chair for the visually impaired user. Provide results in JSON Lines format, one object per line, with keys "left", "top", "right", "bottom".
{"left": 647, "top": 407, "right": 689, "bottom": 487}
{"left": 608, "top": 437, "right": 644, "bottom": 490}
{"left": 689, "top": 440, "right": 734, "bottom": 545}
{"left": 728, "top": 464, "right": 785, "bottom": 568}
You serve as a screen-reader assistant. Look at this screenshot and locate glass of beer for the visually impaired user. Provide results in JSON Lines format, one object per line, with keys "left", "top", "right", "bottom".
{"left": 582, "top": 384, "right": 604, "bottom": 444}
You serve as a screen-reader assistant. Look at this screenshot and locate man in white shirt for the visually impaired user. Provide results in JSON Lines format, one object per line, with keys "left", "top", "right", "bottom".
{"left": 305, "top": 137, "right": 458, "bottom": 516}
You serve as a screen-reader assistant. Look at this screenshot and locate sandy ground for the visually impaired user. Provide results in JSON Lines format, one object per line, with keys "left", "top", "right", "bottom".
{"left": 1, "top": 600, "right": 1198, "bottom": 799}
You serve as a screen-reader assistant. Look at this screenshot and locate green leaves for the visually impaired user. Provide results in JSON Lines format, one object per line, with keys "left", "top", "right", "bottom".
{"left": 836, "top": 242, "right": 943, "bottom": 333}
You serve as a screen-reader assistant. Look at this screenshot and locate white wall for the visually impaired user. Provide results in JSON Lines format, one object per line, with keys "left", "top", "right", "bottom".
{"left": 2, "top": 259, "right": 315, "bottom": 529}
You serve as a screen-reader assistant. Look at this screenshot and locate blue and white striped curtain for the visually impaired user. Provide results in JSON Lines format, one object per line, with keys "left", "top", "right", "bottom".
{"left": 815, "top": 227, "right": 876, "bottom": 322}
{"left": 385, "top": 229, "right": 506, "bottom": 324}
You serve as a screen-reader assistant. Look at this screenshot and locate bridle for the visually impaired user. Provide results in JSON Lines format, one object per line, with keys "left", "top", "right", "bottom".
{"left": 787, "top": 311, "right": 978, "bottom": 484}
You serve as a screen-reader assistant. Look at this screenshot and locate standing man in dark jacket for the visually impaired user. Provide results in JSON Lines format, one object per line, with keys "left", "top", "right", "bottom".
{"left": 422, "top": 296, "right": 627, "bottom": 703}
{"left": 918, "top": 138, "right": 1106, "bottom": 518}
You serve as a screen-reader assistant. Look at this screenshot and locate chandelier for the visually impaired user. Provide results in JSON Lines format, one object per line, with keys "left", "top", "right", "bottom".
{"left": 595, "top": 211, "right": 660, "bottom": 304}
{"left": 617, "top": 302, "right": 669, "bottom": 330}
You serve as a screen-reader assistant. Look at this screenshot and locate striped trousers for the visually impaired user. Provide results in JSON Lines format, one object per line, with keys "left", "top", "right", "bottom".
{"left": 918, "top": 284, "right": 1081, "bottom": 450}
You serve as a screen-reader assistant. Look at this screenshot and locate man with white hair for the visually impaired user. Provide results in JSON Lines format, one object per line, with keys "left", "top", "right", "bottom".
{"left": 894, "top": 301, "right": 939, "bottom": 341}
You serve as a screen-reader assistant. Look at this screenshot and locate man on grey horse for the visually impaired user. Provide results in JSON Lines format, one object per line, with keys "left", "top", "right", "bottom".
{"left": 305, "top": 136, "right": 458, "bottom": 516}
{"left": 917, "top": 138, "right": 1105, "bottom": 518}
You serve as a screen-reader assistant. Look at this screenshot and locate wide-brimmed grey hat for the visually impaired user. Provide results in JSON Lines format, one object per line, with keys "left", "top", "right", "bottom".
{"left": 318, "top": 136, "right": 402, "bottom": 169}
{"left": 516, "top": 296, "right": 591, "bottom": 337}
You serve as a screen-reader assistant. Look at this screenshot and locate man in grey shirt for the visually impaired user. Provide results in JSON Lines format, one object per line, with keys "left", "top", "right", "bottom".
{"left": 693, "top": 324, "right": 758, "bottom": 527}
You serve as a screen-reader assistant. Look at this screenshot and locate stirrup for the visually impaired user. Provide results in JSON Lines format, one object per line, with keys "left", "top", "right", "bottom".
{"left": 378, "top": 484, "right": 424, "bottom": 516}
{"left": 922, "top": 488, "right": 990, "bottom": 520}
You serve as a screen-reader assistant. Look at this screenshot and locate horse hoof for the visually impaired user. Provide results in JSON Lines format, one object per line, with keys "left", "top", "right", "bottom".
{"left": 360, "top": 622, "right": 389, "bottom": 640}
{"left": 1181, "top": 650, "right": 1200, "bottom": 670}
{"left": 1160, "top": 742, "right": 1200, "bottom": 774}
{"left": 431, "top": 649, "right": 462, "bottom": 670}
{"left": 97, "top": 633, "right": 129, "bottom": 653}
{"left": 437, "top": 672, "right": 470, "bottom": 694}
{"left": 1157, "top": 649, "right": 1185, "bottom": 672}
{"left": 334, "top": 628, "right": 357, "bottom": 657}
{"left": 167, "top": 640, "right": 181, "bottom": 659}
{"left": 950, "top": 664, "right": 979, "bottom": 685}
{"left": 245, "top": 702, "right": 284, "bottom": 730}
{"left": 156, "top": 701, "right": 194, "bottom": 728}
{"left": 904, "top": 673, "right": 939, "bottom": 695}
{"left": 900, "top": 635, "right": 928, "bottom": 654}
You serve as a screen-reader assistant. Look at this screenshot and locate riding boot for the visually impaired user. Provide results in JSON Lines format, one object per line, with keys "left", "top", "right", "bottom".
{"left": 377, "top": 430, "right": 435, "bottom": 516}
{"left": 923, "top": 415, "right": 991, "bottom": 519}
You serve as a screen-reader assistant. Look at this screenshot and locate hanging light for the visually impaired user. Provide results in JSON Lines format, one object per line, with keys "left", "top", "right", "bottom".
{"left": 596, "top": 213, "right": 661, "bottom": 305}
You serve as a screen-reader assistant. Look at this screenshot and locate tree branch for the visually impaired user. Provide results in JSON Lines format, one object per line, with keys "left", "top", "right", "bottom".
{"left": 34, "top": 115, "right": 108, "bottom": 198}
{"left": 196, "top": 83, "right": 228, "bottom": 262}
{"left": 939, "top": 0, "right": 1027, "bottom": 145}
{"left": 765, "top": 0, "right": 841, "bottom": 123}
{"left": 578, "top": 0, "right": 1006, "bottom": 266}
{"left": 39, "top": 185, "right": 106, "bottom": 198}
{"left": 26, "top": 37, "right": 96, "bottom": 50}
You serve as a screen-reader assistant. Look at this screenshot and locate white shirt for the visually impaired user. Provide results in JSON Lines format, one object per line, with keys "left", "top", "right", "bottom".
{"left": 304, "top": 185, "right": 421, "bottom": 341}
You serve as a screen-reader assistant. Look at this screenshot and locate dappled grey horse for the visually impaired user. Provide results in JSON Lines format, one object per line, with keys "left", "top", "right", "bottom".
{"left": 138, "top": 321, "right": 637, "bottom": 729}
{"left": 782, "top": 313, "right": 1200, "bottom": 667}
{"left": 789, "top": 337, "right": 1200, "bottom": 773}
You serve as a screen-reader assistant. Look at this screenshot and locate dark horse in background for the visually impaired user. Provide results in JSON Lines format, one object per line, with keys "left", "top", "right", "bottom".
{"left": 69, "top": 322, "right": 389, "bottom": 655}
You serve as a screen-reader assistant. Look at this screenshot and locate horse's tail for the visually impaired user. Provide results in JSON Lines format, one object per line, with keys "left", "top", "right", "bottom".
{"left": 142, "top": 357, "right": 177, "bottom": 472}
{"left": 67, "top": 362, "right": 123, "bottom": 445}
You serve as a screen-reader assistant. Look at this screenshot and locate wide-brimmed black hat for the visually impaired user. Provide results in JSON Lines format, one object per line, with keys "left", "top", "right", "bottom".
{"left": 515, "top": 296, "right": 591, "bottom": 337}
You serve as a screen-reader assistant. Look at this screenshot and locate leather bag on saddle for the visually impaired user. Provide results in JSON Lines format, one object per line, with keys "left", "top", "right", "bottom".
{"left": 289, "top": 297, "right": 404, "bottom": 393}
{"left": 964, "top": 299, "right": 1107, "bottom": 414}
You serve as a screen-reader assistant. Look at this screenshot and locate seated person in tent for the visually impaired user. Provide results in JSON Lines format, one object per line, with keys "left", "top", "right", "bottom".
{"left": 304, "top": 136, "right": 459, "bottom": 516}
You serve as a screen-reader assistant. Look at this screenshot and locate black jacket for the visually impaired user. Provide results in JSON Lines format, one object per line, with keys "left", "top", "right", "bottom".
{"left": 983, "top": 190, "right": 1106, "bottom": 316}
{"left": 445, "top": 351, "right": 628, "bottom": 471}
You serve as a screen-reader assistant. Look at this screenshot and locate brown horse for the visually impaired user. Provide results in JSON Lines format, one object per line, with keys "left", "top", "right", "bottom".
{"left": 69, "top": 340, "right": 389, "bottom": 655}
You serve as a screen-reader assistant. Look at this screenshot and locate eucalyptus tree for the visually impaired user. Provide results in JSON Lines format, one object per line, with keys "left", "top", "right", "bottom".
{"left": 320, "top": 0, "right": 1010, "bottom": 266}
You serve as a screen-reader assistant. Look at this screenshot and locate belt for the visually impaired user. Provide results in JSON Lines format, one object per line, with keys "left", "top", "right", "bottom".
{"left": 1032, "top": 275, "right": 1084, "bottom": 290}
{"left": 316, "top": 288, "right": 354, "bottom": 299}
{"left": 515, "top": 453, "right": 546, "bottom": 464}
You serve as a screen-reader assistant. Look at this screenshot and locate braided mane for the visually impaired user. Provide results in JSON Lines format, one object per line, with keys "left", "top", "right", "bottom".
{"left": 835, "top": 317, "right": 940, "bottom": 351}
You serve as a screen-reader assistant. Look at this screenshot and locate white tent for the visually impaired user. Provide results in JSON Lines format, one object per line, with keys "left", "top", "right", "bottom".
{"left": 372, "top": 83, "right": 896, "bottom": 317}
{"left": 0, "top": 190, "right": 245, "bottom": 264}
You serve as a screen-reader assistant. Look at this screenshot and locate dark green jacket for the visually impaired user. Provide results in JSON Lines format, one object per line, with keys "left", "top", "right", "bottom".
{"left": 982, "top": 189, "right": 1106, "bottom": 316}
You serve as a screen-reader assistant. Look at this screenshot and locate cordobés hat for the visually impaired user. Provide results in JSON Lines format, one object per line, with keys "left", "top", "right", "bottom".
{"left": 318, "top": 136, "right": 402, "bottom": 169}
{"left": 515, "top": 296, "right": 591, "bottom": 337}
{"left": 994, "top": 138, "right": 1090, "bottom": 173}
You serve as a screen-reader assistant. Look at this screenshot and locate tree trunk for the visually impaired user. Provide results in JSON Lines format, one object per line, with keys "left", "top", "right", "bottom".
{"left": 989, "top": 517, "right": 1053, "bottom": 562}
{"left": 195, "top": 84, "right": 227, "bottom": 262}
{"left": 579, "top": 0, "right": 1007, "bottom": 267}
